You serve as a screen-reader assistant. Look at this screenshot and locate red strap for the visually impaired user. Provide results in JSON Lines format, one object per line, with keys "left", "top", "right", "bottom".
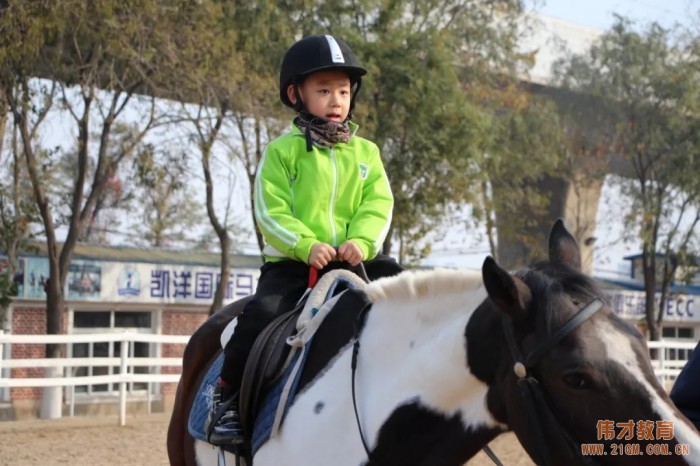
{"left": 308, "top": 267, "right": 319, "bottom": 288}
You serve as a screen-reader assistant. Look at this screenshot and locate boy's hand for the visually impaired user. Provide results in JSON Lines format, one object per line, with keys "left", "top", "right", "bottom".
{"left": 309, "top": 243, "right": 337, "bottom": 269}
{"left": 338, "top": 240, "right": 364, "bottom": 266}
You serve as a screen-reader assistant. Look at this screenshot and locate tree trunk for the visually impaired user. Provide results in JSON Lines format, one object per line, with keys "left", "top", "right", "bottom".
{"left": 200, "top": 108, "right": 229, "bottom": 315}
{"left": 0, "top": 87, "right": 6, "bottom": 155}
{"left": 642, "top": 249, "right": 660, "bottom": 341}
{"left": 484, "top": 194, "right": 498, "bottom": 262}
{"left": 210, "top": 232, "right": 230, "bottom": 315}
{"left": 41, "top": 266, "right": 65, "bottom": 419}
{"left": 382, "top": 223, "right": 394, "bottom": 257}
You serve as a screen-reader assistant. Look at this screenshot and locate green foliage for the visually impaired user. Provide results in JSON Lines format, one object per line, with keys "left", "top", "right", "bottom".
{"left": 0, "top": 0, "right": 240, "bottom": 339}
{"left": 1, "top": 0, "right": 571, "bottom": 272}
{"left": 476, "top": 93, "right": 565, "bottom": 263}
{"left": 131, "top": 144, "right": 205, "bottom": 247}
{"left": 556, "top": 16, "right": 700, "bottom": 338}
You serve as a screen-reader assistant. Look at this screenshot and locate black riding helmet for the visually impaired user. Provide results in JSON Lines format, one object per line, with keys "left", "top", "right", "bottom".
{"left": 279, "top": 35, "right": 367, "bottom": 118}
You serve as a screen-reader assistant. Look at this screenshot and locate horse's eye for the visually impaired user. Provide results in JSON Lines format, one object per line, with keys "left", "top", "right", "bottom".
{"left": 563, "top": 372, "right": 591, "bottom": 389}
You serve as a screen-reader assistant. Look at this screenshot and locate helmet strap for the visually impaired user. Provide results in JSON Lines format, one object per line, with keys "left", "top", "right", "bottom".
{"left": 292, "top": 81, "right": 306, "bottom": 113}
{"left": 346, "top": 80, "right": 362, "bottom": 122}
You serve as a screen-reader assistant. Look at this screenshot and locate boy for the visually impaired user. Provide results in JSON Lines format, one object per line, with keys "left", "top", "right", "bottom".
{"left": 207, "top": 34, "right": 402, "bottom": 446}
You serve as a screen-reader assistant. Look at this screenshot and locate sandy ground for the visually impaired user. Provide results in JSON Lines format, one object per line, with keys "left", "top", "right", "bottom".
{"left": 0, "top": 413, "right": 534, "bottom": 466}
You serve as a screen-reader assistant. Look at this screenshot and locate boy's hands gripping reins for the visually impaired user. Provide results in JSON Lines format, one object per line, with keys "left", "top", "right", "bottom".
{"left": 309, "top": 240, "right": 364, "bottom": 270}
{"left": 337, "top": 240, "right": 363, "bottom": 266}
{"left": 307, "top": 241, "right": 369, "bottom": 291}
{"left": 309, "top": 243, "right": 337, "bottom": 269}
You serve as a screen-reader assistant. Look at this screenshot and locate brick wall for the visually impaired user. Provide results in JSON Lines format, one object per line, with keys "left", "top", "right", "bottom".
{"left": 160, "top": 310, "right": 207, "bottom": 395}
{"left": 10, "top": 306, "right": 50, "bottom": 400}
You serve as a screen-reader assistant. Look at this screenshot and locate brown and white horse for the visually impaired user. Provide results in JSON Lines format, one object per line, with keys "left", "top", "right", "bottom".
{"left": 168, "top": 220, "right": 700, "bottom": 465}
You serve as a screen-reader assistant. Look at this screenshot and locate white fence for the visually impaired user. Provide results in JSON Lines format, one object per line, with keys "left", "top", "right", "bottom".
{"left": 0, "top": 331, "right": 190, "bottom": 425}
{"left": 0, "top": 332, "right": 695, "bottom": 425}
{"left": 647, "top": 340, "right": 697, "bottom": 383}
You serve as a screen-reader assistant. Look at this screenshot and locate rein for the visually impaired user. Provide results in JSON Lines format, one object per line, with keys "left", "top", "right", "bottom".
{"left": 502, "top": 298, "right": 605, "bottom": 466}
{"left": 348, "top": 261, "right": 373, "bottom": 457}
{"left": 351, "top": 302, "right": 373, "bottom": 458}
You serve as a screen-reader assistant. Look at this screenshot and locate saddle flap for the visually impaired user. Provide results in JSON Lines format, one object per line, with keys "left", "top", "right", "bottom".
{"left": 239, "top": 307, "right": 301, "bottom": 436}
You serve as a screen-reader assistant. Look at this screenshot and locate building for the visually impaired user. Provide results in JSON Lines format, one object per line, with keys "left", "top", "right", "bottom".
{"left": 600, "top": 254, "right": 700, "bottom": 362}
{"left": 1, "top": 243, "right": 261, "bottom": 420}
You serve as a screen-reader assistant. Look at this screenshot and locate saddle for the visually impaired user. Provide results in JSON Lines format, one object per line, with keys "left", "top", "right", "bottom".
{"left": 236, "top": 269, "right": 369, "bottom": 445}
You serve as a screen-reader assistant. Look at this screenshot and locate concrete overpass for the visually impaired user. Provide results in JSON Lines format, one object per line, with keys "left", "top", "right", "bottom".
{"left": 495, "top": 14, "right": 620, "bottom": 274}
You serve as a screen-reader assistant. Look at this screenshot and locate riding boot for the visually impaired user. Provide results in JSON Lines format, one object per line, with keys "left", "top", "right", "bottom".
{"left": 205, "top": 380, "right": 245, "bottom": 446}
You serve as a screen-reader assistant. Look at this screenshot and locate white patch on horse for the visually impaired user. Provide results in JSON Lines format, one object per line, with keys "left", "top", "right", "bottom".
{"left": 599, "top": 320, "right": 700, "bottom": 465}
{"left": 255, "top": 269, "right": 505, "bottom": 466}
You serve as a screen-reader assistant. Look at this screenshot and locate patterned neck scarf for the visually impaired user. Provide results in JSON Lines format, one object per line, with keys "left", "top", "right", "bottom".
{"left": 295, "top": 113, "right": 351, "bottom": 152}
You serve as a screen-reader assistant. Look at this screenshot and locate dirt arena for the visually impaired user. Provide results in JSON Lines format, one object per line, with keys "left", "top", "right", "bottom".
{"left": 0, "top": 413, "right": 534, "bottom": 465}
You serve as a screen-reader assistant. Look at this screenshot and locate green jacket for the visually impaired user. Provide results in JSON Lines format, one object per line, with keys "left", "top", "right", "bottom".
{"left": 254, "top": 121, "right": 393, "bottom": 264}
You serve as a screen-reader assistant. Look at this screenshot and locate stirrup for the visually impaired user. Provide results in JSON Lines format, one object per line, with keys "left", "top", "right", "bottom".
{"left": 206, "top": 394, "right": 244, "bottom": 445}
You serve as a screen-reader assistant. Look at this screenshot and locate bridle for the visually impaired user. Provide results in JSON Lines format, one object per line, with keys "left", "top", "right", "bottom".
{"left": 501, "top": 297, "right": 605, "bottom": 466}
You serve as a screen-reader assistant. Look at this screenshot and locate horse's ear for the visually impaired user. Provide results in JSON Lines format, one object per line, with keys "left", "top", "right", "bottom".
{"left": 548, "top": 218, "right": 581, "bottom": 271}
{"left": 482, "top": 256, "right": 531, "bottom": 321}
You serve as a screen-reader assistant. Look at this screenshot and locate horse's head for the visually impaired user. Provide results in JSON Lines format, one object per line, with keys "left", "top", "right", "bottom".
{"left": 467, "top": 219, "right": 700, "bottom": 466}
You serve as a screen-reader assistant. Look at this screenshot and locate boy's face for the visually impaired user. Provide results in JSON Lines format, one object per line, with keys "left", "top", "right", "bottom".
{"left": 288, "top": 70, "right": 352, "bottom": 123}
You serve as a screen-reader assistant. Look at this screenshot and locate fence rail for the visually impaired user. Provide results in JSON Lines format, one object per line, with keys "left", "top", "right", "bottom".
{"left": 647, "top": 340, "right": 697, "bottom": 382}
{"left": 0, "top": 331, "right": 190, "bottom": 425}
{"left": 0, "top": 332, "right": 696, "bottom": 425}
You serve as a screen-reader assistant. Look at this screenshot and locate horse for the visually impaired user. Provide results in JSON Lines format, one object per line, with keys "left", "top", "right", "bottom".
{"left": 167, "top": 220, "right": 700, "bottom": 465}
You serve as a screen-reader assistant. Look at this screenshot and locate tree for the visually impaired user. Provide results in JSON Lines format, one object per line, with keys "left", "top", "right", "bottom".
{"left": 131, "top": 144, "right": 204, "bottom": 247}
{"left": 0, "top": 91, "right": 38, "bottom": 327}
{"left": 171, "top": 1, "right": 296, "bottom": 313}
{"left": 170, "top": 1, "right": 242, "bottom": 314}
{"left": 221, "top": 2, "right": 295, "bottom": 254}
{"left": 186, "top": 98, "right": 237, "bottom": 315}
{"left": 0, "top": 0, "right": 218, "bottom": 416}
{"left": 473, "top": 89, "right": 565, "bottom": 266}
{"left": 557, "top": 16, "right": 700, "bottom": 340}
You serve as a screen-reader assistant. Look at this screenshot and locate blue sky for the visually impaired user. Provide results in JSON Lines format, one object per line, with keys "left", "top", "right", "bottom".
{"left": 536, "top": 0, "right": 695, "bottom": 30}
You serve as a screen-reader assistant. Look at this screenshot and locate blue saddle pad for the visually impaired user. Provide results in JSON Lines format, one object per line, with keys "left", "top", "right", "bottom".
{"left": 187, "top": 345, "right": 309, "bottom": 455}
{"left": 188, "top": 353, "right": 224, "bottom": 442}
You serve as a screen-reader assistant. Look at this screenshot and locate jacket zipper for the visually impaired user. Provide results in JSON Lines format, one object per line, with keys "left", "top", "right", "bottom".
{"left": 329, "top": 148, "right": 338, "bottom": 245}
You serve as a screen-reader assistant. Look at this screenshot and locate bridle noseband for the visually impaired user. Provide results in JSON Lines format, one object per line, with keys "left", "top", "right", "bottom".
{"left": 502, "top": 298, "right": 605, "bottom": 466}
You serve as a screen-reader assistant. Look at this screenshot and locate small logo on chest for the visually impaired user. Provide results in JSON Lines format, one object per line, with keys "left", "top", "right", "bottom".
{"left": 359, "top": 163, "right": 369, "bottom": 180}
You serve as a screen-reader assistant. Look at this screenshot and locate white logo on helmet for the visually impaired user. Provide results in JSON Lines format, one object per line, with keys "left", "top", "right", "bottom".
{"left": 324, "top": 35, "right": 345, "bottom": 64}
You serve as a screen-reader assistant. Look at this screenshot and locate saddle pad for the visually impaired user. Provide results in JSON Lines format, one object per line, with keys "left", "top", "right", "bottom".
{"left": 188, "top": 353, "right": 224, "bottom": 442}
{"left": 251, "top": 346, "right": 308, "bottom": 454}
{"left": 186, "top": 344, "right": 308, "bottom": 454}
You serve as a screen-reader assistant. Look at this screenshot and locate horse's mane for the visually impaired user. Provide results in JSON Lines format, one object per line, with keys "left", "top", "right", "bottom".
{"left": 366, "top": 268, "right": 483, "bottom": 303}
